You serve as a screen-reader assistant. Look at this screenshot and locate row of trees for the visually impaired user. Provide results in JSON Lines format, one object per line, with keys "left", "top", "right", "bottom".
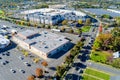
{"left": 62, "top": 18, "right": 91, "bottom": 26}
{"left": 93, "top": 27, "right": 120, "bottom": 51}
{"left": 33, "top": 3, "right": 49, "bottom": 9}
{"left": 56, "top": 41, "right": 84, "bottom": 78}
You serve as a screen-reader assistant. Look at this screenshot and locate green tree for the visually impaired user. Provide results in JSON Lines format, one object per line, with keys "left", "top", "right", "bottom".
{"left": 56, "top": 65, "right": 66, "bottom": 77}
{"left": 112, "top": 58, "right": 120, "bottom": 68}
{"left": 77, "top": 28, "right": 82, "bottom": 36}
{"left": 64, "top": 54, "right": 73, "bottom": 64}
{"left": 112, "top": 37, "right": 120, "bottom": 51}
{"left": 78, "top": 19, "right": 83, "bottom": 24}
{"left": 70, "top": 49, "right": 78, "bottom": 56}
{"left": 41, "top": 24, "right": 45, "bottom": 28}
{"left": 62, "top": 20, "right": 68, "bottom": 25}
{"left": 101, "top": 14, "right": 111, "bottom": 19}
{"left": 115, "top": 17, "right": 120, "bottom": 26}
{"left": 69, "top": 28, "right": 74, "bottom": 33}
{"left": 111, "top": 27, "right": 120, "bottom": 37}
{"left": 93, "top": 33, "right": 113, "bottom": 50}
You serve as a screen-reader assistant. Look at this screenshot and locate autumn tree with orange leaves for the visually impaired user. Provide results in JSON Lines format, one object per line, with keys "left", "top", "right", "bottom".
{"left": 35, "top": 68, "right": 43, "bottom": 77}
{"left": 27, "top": 75, "right": 35, "bottom": 80}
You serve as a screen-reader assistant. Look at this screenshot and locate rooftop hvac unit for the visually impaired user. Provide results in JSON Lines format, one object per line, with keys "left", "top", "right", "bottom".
{"left": 45, "top": 20, "right": 50, "bottom": 24}
{"left": 41, "top": 19, "right": 44, "bottom": 24}
{"left": 68, "top": 17, "right": 71, "bottom": 20}
{"left": 76, "top": 17, "right": 79, "bottom": 21}
{"left": 72, "top": 17, "right": 76, "bottom": 21}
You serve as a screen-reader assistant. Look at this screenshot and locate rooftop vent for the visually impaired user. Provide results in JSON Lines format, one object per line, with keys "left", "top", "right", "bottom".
{"left": 44, "top": 35, "right": 46, "bottom": 37}
{"left": 44, "top": 46, "right": 48, "bottom": 49}
{"left": 44, "top": 32, "right": 48, "bottom": 34}
{"left": 59, "top": 39, "right": 62, "bottom": 41}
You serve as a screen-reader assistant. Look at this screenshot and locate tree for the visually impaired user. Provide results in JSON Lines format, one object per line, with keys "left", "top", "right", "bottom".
{"left": 70, "top": 49, "right": 77, "bottom": 56}
{"left": 77, "top": 28, "right": 82, "bottom": 36}
{"left": 27, "top": 75, "right": 35, "bottom": 80}
{"left": 33, "top": 58, "right": 40, "bottom": 63}
{"left": 34, "top": 23, "right": 38, "bottom": 28}
{"left": 85, "top": 18, "right": 91, "bottom": 26}
{"left": 41, "top": 61, "right": 48, "bottom": 68}
{"left": 78, "top": 19, "right": 83, "bottom": 24}
{"left": 41, "top": 24, "right": 45, "bottom": 28}
{"left": 69, "top": 28, "right": 74, "bottom": 33}
{"left": 62, "top": 20, "right": 68, "bottom": 25}
{"left": 112, "top": 37, "right": 120, "bottom": 51}
{"left": 101, "top": 14, "right": 111, "bottom": 19}
{"left": 115, "top": 17, "right": 120, "bottom": 26}
{"left": 77, "top": 41, "right": 84, "bottom": 47}
{"left": 56, "top": 65, "right": 66, "bottom": 77}
{"left": 22, "top": 51, "right": 29, "bottom": 57}
{"left": 64, "top": 54, "right": 73, "bottom": 64}
{"left": 112, "top": 58, "right": 120, "bottom": 68}
{"left": 35, "top": 68, "right": 43, "bottom": 77}
{"left": 111, "top": 27, "right": 120, "bottom": 51}
{"left": 93, "top": 40, "right": 102, "bottom": 50}
{"left": 93, "top": 33, "right": 113, "bottom": 50}
{"left": 111, "top": 27, "right": 120, "bottom": 37}
{"left": 60, "top": 27, "right": 65, "bottom": 32}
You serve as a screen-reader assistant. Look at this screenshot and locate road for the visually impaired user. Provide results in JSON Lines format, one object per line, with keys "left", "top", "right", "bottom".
{"left": 86, "top": 61, "right": 120, "bottom": 75}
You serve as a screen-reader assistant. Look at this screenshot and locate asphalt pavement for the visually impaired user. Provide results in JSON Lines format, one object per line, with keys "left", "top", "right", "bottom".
{"left": 86, "top": 61, "right": 120, "bottom": 75}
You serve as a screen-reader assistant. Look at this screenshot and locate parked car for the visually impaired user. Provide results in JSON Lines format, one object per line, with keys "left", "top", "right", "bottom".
{"left": 19, "top": 69, "right": 25, "bottom": 74}
{"left": 1, "top": 61, "right": 6, "bottom": 65}
{"left": 19, "top": 56, "right": 24, "bottom": 60}
{"left": 24, "top": 62, "right": 31, "bottom": 67}
{"left": 10, "top": 69, "right": 16, "bottom": 73}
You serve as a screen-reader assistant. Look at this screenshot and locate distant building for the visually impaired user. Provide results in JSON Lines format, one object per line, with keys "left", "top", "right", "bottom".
{"left": 113, "top": 51, "right": 120, "bottom": 58}
{"left": 12, "top": 30, "right": 70, "bottom": 59}
{"left": 0, "top": 35, "right": 10, "bottom": 49}
{"left": 49, "top": 4, "right": 67, "bottom": 9}
{"left": 20, "top": 8, "right": 87, "bottom": 25}
{"left": 83, "top": 9, "right": 120, "bottom": 18}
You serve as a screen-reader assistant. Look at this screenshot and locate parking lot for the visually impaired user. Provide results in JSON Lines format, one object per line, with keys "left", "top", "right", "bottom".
{"left": 0, "top": 48, "right": 42, "bottom": 80}
{"left": 0, "top": 19, "right": 82, "bottom": 80}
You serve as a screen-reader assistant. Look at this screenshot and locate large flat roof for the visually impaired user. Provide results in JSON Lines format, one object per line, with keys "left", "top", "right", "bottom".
{"left": 15, "top": 30, "right": 69, "bottom": 54}
{"left": 18, "top": 30, "right": 38, "bottom": 38}
{"left": 21, "top": 8, "right": 86, "bottom": 16}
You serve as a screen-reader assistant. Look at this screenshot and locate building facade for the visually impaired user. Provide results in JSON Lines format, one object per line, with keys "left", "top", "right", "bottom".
{"left": 20, "top": 8, "right": 87, "bottom": 25}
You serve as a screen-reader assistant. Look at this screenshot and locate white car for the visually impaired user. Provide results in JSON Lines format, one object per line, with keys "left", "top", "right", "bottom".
{"left": 24, "top": 62, "right": 31, "bottom": 67}
{"left": 19, "top": 56, "right": 24, "bottom": 60}
{"left": 1, "top": 61, "right": 6, "bottom": 65}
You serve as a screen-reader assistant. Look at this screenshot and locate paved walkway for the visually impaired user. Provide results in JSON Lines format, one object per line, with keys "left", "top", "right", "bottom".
{"left": 86, "top": 61, "right": 120, "bottom": 76}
